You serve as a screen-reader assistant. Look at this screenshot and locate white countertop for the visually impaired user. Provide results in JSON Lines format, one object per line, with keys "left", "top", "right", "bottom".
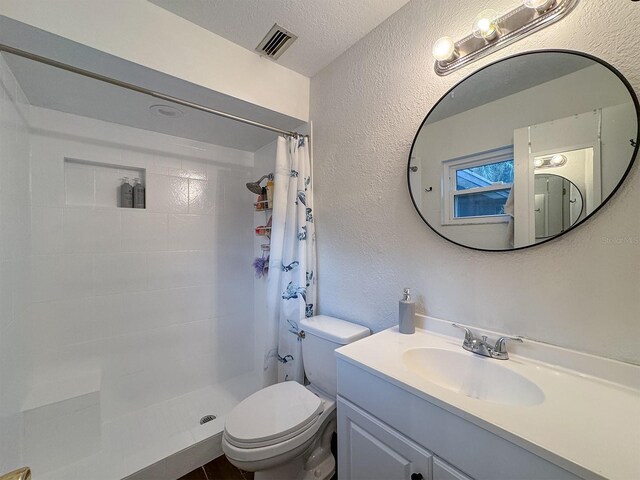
{"left": 335, "top": 323, "right": 640, "bottom": 480}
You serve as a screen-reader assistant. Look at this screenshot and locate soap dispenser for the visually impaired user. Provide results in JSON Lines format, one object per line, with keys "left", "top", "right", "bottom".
{"left": 399, "top": 288, "right": 415, "bottom": 334}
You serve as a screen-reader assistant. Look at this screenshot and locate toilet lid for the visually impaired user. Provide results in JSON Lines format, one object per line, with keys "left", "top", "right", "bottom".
{"left": 225, "top": 381, "right": 323, "bottom": 446}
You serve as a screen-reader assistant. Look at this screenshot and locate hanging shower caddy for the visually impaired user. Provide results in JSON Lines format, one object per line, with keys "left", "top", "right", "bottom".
{"left": 251, "top": 173, "right": 273, "bottom": 277}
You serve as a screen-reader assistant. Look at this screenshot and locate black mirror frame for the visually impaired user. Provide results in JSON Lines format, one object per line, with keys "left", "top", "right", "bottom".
{"left": 407, "top": 49, "right": 640, "bottom": 252}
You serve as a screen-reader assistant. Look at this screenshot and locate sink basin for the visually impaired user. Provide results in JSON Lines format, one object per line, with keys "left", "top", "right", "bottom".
{"left": 402, "top": 348, "right": 544, "bottom": 406}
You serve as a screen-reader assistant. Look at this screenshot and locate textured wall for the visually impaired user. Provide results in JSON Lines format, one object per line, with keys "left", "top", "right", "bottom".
{"left": 310, "top": 0, "right": 640, "bottom": 364}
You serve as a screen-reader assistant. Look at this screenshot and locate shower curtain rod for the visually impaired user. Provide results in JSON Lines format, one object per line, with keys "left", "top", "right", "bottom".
{"left": 0, "top": 43, "right": 303, "bottom": 138}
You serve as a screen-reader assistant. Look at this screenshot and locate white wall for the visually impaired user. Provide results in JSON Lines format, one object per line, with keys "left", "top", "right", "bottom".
{"left": 0, "top": 53, "right": 31, "bottom": 474}
{"left": 27, "top": 106, "right": 257, "bottom": 420}
{"left": 0, "top": 0, "right": 310, "bottom": 121}
{"left": 310, "top": 0, "right": 640, "bottom": 364}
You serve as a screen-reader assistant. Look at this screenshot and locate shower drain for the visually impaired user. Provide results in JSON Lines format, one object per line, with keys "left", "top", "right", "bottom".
{"left": 200, "top": 415, "right": 217, "bottom": 425}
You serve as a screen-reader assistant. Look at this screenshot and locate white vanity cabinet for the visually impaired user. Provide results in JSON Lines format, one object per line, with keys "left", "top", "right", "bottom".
{"left": 336, "top": 358, "right": 583, "bottom": 480}
{"left": 338, "top": 397, "right": 470, "bottom": 480}
{"left": 338, "top": 396, "right": 432, "bottom": 480}
{"left": 432, "top": 458, "right": 471, "bottom": 480}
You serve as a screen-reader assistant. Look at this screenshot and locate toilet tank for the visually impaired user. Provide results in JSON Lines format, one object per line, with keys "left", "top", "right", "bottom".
{"left": 300, "top": 315, "right": 370, "bottom": 397}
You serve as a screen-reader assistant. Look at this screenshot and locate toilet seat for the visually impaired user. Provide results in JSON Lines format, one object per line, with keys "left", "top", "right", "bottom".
{"left": 224, "top": 382, "right": 324, "bottom": 448}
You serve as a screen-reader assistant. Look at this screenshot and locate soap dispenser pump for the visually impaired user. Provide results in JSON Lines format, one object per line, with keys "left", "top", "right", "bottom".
{"left": 399, "top": 288, "right": 415, "bottom": 334}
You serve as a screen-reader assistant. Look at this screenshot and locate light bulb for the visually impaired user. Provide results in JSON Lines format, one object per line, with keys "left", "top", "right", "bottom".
{"left": 473, "top": 10, "right": 500, "bottom": 40}
{"left": 477, "top": 18, "right": 492, "bottom": 32}
{"left": 524, "top": 0, "right": 556, "bottom": 13}
{"left": 432, "top": 36, "right": 458, "bottom": 62}
{"left": 550, "top": 154, "right": 567, "bottom": 166}
{"left": 534, "top": 158, "right": 544, "bottom": 168}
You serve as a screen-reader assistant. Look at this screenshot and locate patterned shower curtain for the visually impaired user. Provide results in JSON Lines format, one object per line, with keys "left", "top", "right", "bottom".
{"left": 265, "top": 135, "right": 316, "bottom": 384}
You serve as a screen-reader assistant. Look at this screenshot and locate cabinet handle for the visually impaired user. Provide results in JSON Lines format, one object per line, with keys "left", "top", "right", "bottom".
{"left": 410, "top": 474, "right": 423, "bottom": 480}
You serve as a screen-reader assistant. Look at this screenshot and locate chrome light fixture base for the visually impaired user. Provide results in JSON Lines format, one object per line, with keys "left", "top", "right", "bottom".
{"left": 434, "top": 0, "right": 579, "bottom": 76}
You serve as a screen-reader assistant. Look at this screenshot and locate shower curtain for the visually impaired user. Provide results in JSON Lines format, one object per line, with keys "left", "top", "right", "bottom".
{"left": 265, "top": 135, "right": 316, "bottom": 384}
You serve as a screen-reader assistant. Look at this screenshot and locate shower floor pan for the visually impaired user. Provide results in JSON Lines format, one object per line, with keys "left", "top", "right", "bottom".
{"left": 35, "top": 372, "right": 261, "bottom": 480}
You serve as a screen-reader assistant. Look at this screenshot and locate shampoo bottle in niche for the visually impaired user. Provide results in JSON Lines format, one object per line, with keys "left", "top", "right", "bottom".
{"left": 399, "top": 288, "right": 415, "bottom": 334}
{"left": 120, "top": 177, "right": 133, "bottom": 208}
{"left": 132, "top": 177, "right": 145, "bottom": 208}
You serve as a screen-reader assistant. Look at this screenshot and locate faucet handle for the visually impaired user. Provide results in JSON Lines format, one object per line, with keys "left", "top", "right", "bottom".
{"left": 495, "top": 336, "right": 523, "bottom": 354}
{"left": 451, "top": 323, "right": 474, "bottom": 343}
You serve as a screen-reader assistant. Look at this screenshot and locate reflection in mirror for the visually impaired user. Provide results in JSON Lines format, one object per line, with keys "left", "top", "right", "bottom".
{"left": 408, "top": 51, "right": 639, "bottom": 251}
{"left": 534, "top": 173, "right": 583, "bottom": 239}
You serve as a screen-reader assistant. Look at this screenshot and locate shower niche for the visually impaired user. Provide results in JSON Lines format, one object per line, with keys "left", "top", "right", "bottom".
{"left": 64, "top": 157, "right": 146, "bottom": 208}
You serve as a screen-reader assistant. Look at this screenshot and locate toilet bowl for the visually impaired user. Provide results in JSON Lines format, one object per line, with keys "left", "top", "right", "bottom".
{"left": 222, "top": 315, "right": 370, "bottom": 480}
{"left": 223, "top": 383, "right": 336, "bottom": 480}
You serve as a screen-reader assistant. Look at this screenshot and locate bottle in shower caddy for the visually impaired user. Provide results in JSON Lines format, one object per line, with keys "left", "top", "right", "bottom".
{"left": 120, "top": 177, "right": 133, "bottom": 208}
{"left": 256, "top": 186, "right": 266, "bottom": 210}
{"left": 266, "top": 177, "right": 274, "bottom": 209}
{"left": 132, "top": 177, "right": 145, "bottom": 209}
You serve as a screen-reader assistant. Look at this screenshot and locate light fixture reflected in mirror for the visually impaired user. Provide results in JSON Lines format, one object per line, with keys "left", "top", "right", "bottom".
{"left": 432, "top": 36, "right": 458, "bottom": 62}
{"left": 534, "top": 154, "right": 568, "bottom": 169}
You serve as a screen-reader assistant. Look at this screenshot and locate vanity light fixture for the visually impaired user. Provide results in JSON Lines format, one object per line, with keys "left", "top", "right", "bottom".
{"left": 432, "top": 36, "right": 458, "bottom": 62}
{"left": 524, "top": 0, "right": 556, "bottom": 13}
{"left": 432, "top": 0, "right": 578, "bottom": 76}
{"left": 473, "top": 10, "right": 500, "bottom": 40}
{"left": 533, "top": 158, "right": 545, "bottom": 168}
{"left": 550, "top": 154, "right": 567, "bottom": 166}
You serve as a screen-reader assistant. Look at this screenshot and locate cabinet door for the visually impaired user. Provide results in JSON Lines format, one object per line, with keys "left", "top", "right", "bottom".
{"left": 433, "top": 457, "right": 472, "bottom": 480}
{"left": 338, "top": 397, "right": 432, "bottom": 480}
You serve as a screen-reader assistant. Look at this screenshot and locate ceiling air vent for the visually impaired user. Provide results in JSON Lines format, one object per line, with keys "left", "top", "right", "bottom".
{"left": 256, "top": 24, "right": 297, "bottom": 60}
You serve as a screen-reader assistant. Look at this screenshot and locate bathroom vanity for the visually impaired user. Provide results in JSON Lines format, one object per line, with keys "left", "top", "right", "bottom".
{"left": 335, "top": 319, "right": 640, "bottom": 480}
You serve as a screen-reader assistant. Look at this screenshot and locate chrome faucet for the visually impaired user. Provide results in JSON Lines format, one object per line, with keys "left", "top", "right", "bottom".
{"left": 452, "top": 324, "right": 523, "bottom": 360}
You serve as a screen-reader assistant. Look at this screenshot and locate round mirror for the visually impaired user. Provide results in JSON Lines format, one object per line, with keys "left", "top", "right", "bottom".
{"left": 534, "top": 173, "right": 583, "bottom": 240}
{"left": 408, "top": 50, "right": 639, "bottom": 251}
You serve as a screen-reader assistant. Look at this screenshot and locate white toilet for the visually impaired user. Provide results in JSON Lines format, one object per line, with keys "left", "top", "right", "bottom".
{"left": 222, "top": 315, "right": 370, "bottom": 480}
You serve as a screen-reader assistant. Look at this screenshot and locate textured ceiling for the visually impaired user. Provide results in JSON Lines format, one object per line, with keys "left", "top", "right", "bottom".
{"left": 148, "top": 0, "right": 411, "bottom": 77}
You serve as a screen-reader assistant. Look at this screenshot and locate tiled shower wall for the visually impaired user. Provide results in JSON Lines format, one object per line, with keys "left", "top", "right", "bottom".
{"left": 27, "top": 106, "right": 257, "bottom": 420}
{"left": 0, "top": 54, "right": 32, "bottom": 473}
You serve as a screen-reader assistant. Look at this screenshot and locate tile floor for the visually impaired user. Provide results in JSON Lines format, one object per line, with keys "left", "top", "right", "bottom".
{"left": 180, "top": 431, "right": 338, "bottom": 480}
{"left": 179, "top": 455, "right": 253, "bottom": 480}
